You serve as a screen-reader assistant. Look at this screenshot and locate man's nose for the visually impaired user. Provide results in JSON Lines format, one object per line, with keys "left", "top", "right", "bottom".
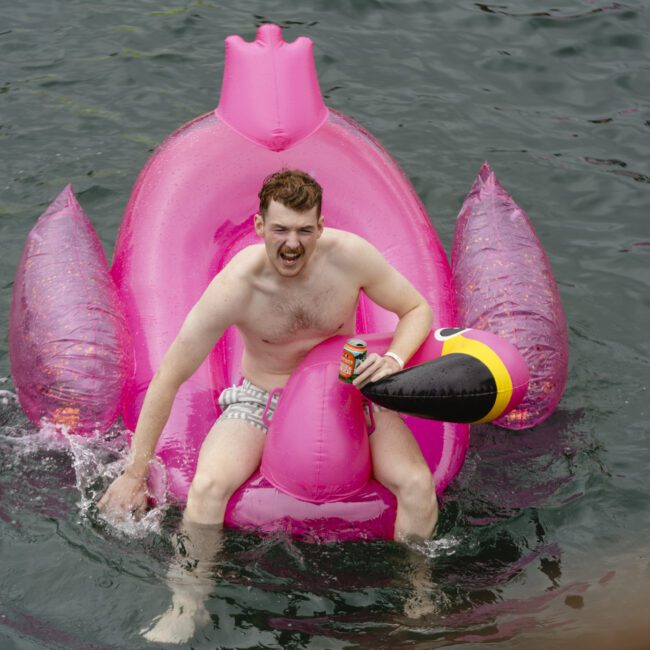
{"left": 286, "top": 231, "right": 300, "bottom": 248}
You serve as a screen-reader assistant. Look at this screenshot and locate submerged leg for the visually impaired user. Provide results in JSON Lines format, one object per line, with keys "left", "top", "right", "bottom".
{"left": 402, "top": 545, "right": 438, "bottom": 619}
{"left": 142, "top": 522, "right": 221, "bottom": 644}
{"left": 370, "top": 409, "right": 438, "bottom": 541}
{"left": 142, "top": 419, "right": 266, "bottom": 644}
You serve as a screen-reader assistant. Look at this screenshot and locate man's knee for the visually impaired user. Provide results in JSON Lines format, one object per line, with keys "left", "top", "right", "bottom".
{"left": 370, "top": 415, "right": 435, "bottom": 497}
{"left": 403, "top": 465, "right": 436, "bottom": 501}
{"left": 189, "top": 420, "right": 265, "bottom": 506}
{"left": 379, "top": 460, "right": 436, "bottom": 503}
{"left": 187, "top": 471, "right": 233, "bottom": 509}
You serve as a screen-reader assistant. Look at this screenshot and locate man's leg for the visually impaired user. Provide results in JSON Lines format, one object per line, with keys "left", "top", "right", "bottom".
{"left": 143, "top": 418, "right": 266, "bottom": 644}
{"left": 184, "top": 418, "right": 267, "bottom": 524}
{"left": 370, "top": 409, "right": 438, "bottom": 540}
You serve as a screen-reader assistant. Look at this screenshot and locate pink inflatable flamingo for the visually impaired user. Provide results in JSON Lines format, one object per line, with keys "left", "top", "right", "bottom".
{"left": 9, "top": 26, "right": 541, "bottom": 540}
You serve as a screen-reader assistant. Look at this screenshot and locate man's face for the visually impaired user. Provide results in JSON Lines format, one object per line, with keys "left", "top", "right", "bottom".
{"left": 255, "top": 199, "right": 324, "bottom": 278}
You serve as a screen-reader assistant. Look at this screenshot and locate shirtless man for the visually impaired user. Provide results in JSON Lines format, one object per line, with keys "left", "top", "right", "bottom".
{"left": 98, "top": 169, "right": 438, "bottom": 640}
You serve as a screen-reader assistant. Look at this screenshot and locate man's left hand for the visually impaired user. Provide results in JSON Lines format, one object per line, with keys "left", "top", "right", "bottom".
{"left": 353, "top": 353, "right": 402, "bottom": 388}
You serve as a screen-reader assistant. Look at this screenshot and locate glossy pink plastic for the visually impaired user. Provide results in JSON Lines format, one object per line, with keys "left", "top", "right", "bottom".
{"left": 451, "top": 163, "right": 568, "bottom": 429}
{"left": 110, "top": 25, "right": 467, "bottom": 537}
{"left": 9, "top": 185, "right": 132, "bottom": 434}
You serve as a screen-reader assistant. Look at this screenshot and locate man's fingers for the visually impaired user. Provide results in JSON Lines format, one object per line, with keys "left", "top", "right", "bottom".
{"left": 353, "top": 354, "right": 382, "bottom": 386}
{"left": 354, "top": 353, "right": 380, "bottom": 375}
{"left": 371, "top": 368, "right": 391, "bottom": 382}
{"left": 97, "top": 481, "right": 147, "bottom": 519}
{"left": 365, "top": 368, "right": 391, "bottom": 386}
{"left": 355, "top": 367, "right": 385, "bottom": 387}
{"left": 96, "top": 471, "right": 150, "bottom": 519}
{"left": 353, "top": 354, "right": 402, "bottom": 388}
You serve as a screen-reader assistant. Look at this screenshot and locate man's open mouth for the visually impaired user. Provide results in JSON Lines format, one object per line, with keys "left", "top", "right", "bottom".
{"left": 279, "top": 250, "right": 302, "bottom": 264}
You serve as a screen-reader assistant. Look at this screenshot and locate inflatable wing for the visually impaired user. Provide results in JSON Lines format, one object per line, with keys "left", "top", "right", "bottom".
{"left": 361, "top": 328, "right": 529, "bottom": 423}
{"left": 451, "top": 164, "right": 568, "bottom": 429}
{"left": 9, "top": 186, "right": 132, "bottom": 433}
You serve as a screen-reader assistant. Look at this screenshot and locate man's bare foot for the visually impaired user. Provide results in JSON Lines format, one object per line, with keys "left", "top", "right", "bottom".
{"left": 141, "top": 595, "right": 211, "bottom": 644}
{"left": 403, "top": 588, "right": 437, "bottom": 619}
{"left": 142, "top": 523, "right": 221, "bottom": 644}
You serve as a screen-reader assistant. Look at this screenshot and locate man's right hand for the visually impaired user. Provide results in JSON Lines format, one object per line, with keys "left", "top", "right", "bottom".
{"left": 97, "top": 471, "right": 148, "bottom": 518}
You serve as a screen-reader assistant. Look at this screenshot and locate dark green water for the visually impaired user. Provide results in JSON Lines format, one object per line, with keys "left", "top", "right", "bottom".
{"left": 1, "top": 1, "right": 649, "bottom": 648}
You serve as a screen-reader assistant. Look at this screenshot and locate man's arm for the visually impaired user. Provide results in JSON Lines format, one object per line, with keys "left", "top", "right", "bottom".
{"left": 348, "top": 236, "right": 433, "bottom": 387}
{"left": 98, "top": 254, "right": 252, "bottom": 516}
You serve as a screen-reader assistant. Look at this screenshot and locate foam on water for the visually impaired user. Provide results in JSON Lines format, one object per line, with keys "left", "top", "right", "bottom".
{"left": 0, "top": 385, "right": 167, "bottom": 539}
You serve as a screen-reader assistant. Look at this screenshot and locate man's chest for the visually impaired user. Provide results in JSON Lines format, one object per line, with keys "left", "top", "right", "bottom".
{"left": 245, "top": 281, "right": 359, "bottom": 344}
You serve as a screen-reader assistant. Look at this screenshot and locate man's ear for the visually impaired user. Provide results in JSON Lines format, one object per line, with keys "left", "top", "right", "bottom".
{"left": 317, "top": 215, "right": 325, "bottom": 237}
{"left": 254, "top": 213, "right": 264, "bottom": 237}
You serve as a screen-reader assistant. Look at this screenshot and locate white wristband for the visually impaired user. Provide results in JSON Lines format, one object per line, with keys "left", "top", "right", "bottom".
{"left": 384, "top": 351, "right": 405, "bottom": 370}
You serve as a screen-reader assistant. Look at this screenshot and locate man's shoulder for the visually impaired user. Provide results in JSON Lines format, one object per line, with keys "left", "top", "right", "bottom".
{"left": 322, "top": 227, "right": 372, "bottom": 252}
{"left": 322, "top": 227, "right": 377, "bottom": 262}
{"left": 210, "top": 245, "right": 265, "bottom": 297}
{"left": 224, "top": 244, "right": 266, "bottom": 276}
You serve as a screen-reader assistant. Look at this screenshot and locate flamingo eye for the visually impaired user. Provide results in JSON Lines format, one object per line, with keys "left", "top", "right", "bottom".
{"left": 434, "top": 327, "right": 470, "bottom": 341}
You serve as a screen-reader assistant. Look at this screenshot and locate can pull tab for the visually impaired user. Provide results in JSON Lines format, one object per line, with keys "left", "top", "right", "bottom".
{"left": 262, "top": 388, "right": 283, "bottom": 428}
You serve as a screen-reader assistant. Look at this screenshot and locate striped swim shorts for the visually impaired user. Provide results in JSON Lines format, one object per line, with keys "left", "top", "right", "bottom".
{"left": 217, "top": 379, "right": 282, "bottom": 434}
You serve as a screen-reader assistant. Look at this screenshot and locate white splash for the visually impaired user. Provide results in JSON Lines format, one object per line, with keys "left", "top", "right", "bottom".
{"left": 0, "top": 386, "right": 168, "bottom": 539}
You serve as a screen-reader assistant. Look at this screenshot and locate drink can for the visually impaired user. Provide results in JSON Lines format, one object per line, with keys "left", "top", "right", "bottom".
{"left": 339, "top": 338, "right": 367, "bottom": 383}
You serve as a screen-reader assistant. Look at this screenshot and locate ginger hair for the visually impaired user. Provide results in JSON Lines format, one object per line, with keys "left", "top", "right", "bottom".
{"left": 258, "top": 169, "right": 322, "bottom": 218}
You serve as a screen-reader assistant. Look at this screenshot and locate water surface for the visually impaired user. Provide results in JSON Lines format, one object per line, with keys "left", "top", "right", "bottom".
{"left": 1, "top": 1, "right": 649, "bottom": 647}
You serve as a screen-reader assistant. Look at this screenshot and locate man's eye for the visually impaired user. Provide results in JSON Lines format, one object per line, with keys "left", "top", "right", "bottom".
{"left": 300, "top": 229, "right": 313, "bottom": 234}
